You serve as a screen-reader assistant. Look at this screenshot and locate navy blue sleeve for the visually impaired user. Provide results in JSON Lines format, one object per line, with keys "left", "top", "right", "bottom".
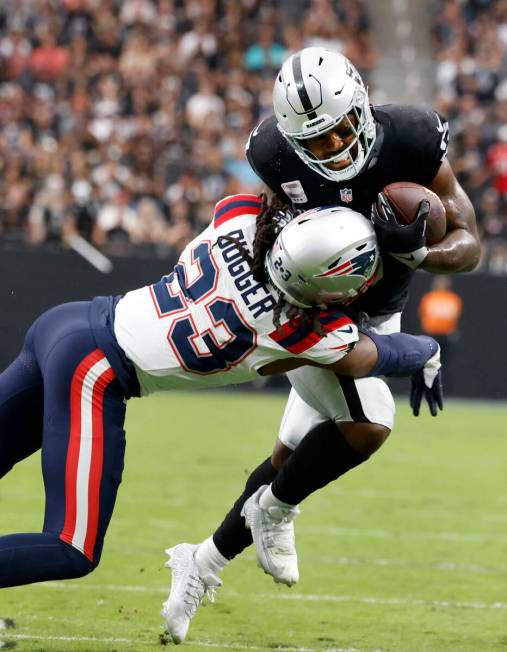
{"left": 361, "top": 328, "right": 439, "bottom": 378}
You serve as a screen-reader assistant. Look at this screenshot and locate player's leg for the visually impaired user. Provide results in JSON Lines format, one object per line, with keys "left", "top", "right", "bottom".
{"left": 209, "top": 389, "right": 322, "bottom": 561}
{"left": 0, "top": 336, "right": 44, "bottom": 481}
{"left": 240, "top": 369, "right": 394, "bottom": 584}
{"left": 238, "top": 314, "right": 400, "bottom": 582}
{"left": 0, "top": 303, "right": 127, "bottom": 587}
{"left": 211, "top": 373, "right": 392, "bottom": 563}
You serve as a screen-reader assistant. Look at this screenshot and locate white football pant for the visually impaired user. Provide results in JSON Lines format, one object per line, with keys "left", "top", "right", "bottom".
{"left": 279, "top": 313, "right": 400, "bottom": 450}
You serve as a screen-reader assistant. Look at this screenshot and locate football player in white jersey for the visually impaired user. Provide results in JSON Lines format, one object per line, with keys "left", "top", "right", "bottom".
{"left": 0, "top": 195, "right": 441, "bottom": 611}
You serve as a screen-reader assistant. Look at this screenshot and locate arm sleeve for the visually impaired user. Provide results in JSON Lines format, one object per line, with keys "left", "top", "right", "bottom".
{"left": 361, "top": 328, "right": 439, "bottom": 377}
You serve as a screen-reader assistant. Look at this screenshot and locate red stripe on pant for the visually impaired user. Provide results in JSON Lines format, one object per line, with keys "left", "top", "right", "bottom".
{"left": 83, "top": 365, "right": 115, "bottom": 559}
{"left": 60, "top": 349, "right": 115, "bottom": 562}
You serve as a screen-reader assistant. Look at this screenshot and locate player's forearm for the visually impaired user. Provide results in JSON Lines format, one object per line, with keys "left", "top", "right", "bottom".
{"left": 364, "top": 331, "right": 439, "bottom": 378}
{"left": 329, "top": 331, "right": 439, "bottom": 379}
{"left": 426, "top": 164, "right": 481, "bottom": 273}
{"left": 421, "top": 228, "right": 481, "bottom": 273}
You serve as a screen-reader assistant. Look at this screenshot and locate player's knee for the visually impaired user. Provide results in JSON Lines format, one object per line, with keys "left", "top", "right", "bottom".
{"left": 271, "top": 439, "right": 293, "bottom": 470}
{"left": 60, "top": 540, "right": 98, "bottom": 579}
{"left": 340, "top": 421, "right": 391, "bottom": 457}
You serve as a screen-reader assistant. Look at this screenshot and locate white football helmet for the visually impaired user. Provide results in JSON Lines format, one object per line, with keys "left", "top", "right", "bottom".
{"left": 265, "top": 206, "right": 381, "bottom": 309}
{"left": 273, "top": 47, "right": 376, "bottom": 183}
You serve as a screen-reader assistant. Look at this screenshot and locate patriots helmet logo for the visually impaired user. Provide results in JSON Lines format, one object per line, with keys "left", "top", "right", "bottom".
{"left": 316, "top": 247, "right": 377, "bottom": 278}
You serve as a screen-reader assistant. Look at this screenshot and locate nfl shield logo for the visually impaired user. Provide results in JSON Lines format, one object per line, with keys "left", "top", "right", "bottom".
{"left": 340, "top": 188, "right": 353, "bottom": 203}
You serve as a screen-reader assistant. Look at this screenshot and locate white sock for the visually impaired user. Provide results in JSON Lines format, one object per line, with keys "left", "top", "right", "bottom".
{"left": 259, "top": 484, "right": 297, "bottom": 511}
{"left": 195, "top": 536, "right": 228, "bottom": 576}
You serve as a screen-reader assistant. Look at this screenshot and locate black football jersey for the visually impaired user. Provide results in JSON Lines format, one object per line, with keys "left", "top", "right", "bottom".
{"left": 246, "top": 104, "right": 449, "bottom": 316}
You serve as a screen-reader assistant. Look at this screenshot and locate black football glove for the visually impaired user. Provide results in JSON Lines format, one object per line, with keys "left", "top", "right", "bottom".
{"left": 371, "top": 194, "right": 430, "bottom": 269}
{"left": 409, "top": 345, "right": 444, "bottom": 416}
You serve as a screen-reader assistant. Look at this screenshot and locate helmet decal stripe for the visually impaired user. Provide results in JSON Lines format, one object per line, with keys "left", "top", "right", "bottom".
{"left": 292, "top": 52, "right": 318, "bottom": 120}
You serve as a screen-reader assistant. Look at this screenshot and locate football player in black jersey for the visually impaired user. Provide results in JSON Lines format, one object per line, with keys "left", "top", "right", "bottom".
{"left": 162, "top": 47, "right": 480, "bottom": 641}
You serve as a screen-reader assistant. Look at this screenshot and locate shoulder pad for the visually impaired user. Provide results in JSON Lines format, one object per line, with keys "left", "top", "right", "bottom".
{"left": 246, "top": 116, "right": 285, "bottom": 177}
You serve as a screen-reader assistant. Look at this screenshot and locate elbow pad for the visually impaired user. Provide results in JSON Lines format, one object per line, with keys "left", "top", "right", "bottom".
{"left": 360, "top": 328, "right": 439, "bottom": 378}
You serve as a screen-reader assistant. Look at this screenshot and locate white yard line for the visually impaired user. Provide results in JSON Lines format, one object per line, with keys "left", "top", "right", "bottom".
{"left": 3, "top": 634, "right": 135, "bottom": 644}
{"left": 296, "top": 554, "right": 507, "bottom": 575}
{"left": 305, "top": 525, "right": 507, "bottom": 543}
{"left": 32, "top": 581, "right": 507, "bottom": 610}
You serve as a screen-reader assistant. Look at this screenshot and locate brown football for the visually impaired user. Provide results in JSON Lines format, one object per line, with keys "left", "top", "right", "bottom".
{"left": 382, "top": 182, "right": 447, "bottom": 246}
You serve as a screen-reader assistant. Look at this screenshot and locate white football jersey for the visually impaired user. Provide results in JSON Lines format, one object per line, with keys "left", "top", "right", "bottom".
{"left": 114, "top": 194, "right": 358, "bottom": 395}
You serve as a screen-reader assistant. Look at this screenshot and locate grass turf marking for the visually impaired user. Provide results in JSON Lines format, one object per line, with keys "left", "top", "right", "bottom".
{"left": 3, "top": 634, "right": 360, "bottom": 652}
{"left": 31, "top": 582, "right": 507, "bottom": 610}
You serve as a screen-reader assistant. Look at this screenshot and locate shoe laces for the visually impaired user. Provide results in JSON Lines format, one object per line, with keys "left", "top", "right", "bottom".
{"left": 262, "top": 505, "right": 300, "bottom": 552}
{"left": 179, "top": 572, "right": 219, "bottom": 619}
{"left": 167, "top": 554, "right": 221, "bottom": 618}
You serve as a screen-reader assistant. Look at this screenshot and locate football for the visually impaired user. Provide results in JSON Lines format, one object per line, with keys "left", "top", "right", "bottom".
{"left": 381, "top": 182, "right": 447, "bottom": 246}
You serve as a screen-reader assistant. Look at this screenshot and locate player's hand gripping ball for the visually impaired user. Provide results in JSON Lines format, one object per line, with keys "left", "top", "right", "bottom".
{"left": 371, "top": 182, "right": 447, "bottom": 268}
{"left": 372, "top": 182, "right": 447, "bottom": 248}
{"left": 381, "top": 182, "right": 446, "bottom": 245}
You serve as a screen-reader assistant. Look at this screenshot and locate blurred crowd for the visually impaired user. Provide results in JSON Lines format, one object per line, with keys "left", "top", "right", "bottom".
{"left": 0, "top": 1, "right": 505, "bottom": 274}
{"left": 431, "top": 0, "right": 507, "bottom": 274}
{"left": 0, "top": 0, "right": 375, "bottom": 258}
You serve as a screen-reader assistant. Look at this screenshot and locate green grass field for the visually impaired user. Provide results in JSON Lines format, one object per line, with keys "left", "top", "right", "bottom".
{"left": 1, "top": 391, "right": 506, "bottom": 652}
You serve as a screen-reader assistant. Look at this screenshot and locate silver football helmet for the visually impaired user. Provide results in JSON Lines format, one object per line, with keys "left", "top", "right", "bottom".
{"left": 273, "top": 47, "right": 376, "bottom": 183}
{"left": 265, "top": 206, "right": 381, "bottom": 309}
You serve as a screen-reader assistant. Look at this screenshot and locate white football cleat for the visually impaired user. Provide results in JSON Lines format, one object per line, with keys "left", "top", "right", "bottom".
{"left": 241, "top": 485, "right": 300, "bottom": 586}
{"left": 161, "top": 543, "right": 222, "bottom": 645}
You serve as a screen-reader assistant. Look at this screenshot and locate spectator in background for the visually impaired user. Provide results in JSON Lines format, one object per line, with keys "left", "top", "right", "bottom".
{"left": 28, "top": 173, "right": 70, "bottom": 245}
{"left": 165, "top": 198, "right": 195, "bottom": 251}
{"left": 0, "top": 23, "right": 32, "bottom": 80}
{"left": 244, "top": 20, "right": 286, "bottom": 75}
{"left": 92, "top": 189, "right": 137, "bottom": 255}
{"left": 185, "top": 77, "right": 225, "bottom": 132}
{"left": 487, "top": 125, "right": 507, "bottom": 198}
{"left": 30, "top": 28, "right": 70, "bottom": 82}
{"left": 418, "top": 276, "right": 463, "bottom": 392}
{"left": 68, "top": 180, "right": 98, "bottom": 243}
